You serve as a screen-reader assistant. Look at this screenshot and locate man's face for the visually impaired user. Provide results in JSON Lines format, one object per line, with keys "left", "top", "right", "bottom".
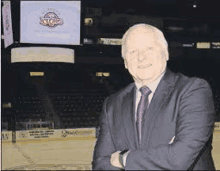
{"left": 123, "top": 30, "right": 169, "bottom": 84}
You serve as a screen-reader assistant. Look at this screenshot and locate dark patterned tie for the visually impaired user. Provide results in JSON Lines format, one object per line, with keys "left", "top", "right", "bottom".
{"left": 136, "top": 86, "right": 151, "bottom": 145}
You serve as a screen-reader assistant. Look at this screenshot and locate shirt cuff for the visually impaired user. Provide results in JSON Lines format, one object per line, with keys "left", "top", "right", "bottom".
{"left": 123, "top": 150, "right": 130, "bottom": 167}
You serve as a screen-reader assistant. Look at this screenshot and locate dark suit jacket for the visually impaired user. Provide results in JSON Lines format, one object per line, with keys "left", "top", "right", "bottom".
{"left": 92, "top": 69, "right": 216, "bottom": 170}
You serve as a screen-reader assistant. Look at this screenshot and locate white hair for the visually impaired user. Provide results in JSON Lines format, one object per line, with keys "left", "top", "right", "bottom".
{"left": 121, "top": 23, "right": 168, "bottom": 58}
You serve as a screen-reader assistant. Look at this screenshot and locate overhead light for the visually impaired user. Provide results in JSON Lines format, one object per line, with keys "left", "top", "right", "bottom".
{"left": 84, "top": 18, "right": 93, "bottom": 26}
{"left": 96, "top": 72, "right": 102, "bottom": 77}
{"left": 103, "top": 72, "right": 110, "bottom": 77}
{"left": 30, "top": 72, "right": 44, "bottom": 76}
{"left": 212, "top": 42, "right": 220, "bottom": 49}
{"left": 95, "top": 72, "right": 110, "bottom": 77}
{"left": 196, "top": 42, "right": 210, "bottom": 49}
{"left": 2, "top": 102, "right": 11, "bottom": 108}
{"left": 183, "top": 43, "right": 194, "bottom": 47}
{"left": 193, "top": 4, "right": 197, "bottom": 8}
{"left": 98, "top": 38, "right": 122, "bottom": 45}
{"left": 84, "top": 38, "right": 93, "bottom": 44}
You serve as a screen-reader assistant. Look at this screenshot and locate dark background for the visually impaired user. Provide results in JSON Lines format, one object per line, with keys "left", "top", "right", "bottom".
{"left": 2, "top": 0, "right": 220, "bottom": 130}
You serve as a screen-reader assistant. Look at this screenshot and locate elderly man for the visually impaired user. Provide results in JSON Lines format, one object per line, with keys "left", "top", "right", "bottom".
{"left": 92, "top": 24, "right": 216, "bottom": 170}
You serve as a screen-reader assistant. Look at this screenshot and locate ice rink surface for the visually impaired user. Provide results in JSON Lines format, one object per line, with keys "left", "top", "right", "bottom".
{"left": 2, "top": 137, "right": 96, "bottom": 170}
{"left": 2, "top": 131, "right": 220, "bottom": 170}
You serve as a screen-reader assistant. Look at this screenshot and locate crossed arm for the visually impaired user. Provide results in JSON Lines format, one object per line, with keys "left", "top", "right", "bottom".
{"left": 92, "top": 79, "right": 215, "bottom": 170}
{"left": 92, "top": 96, "right": 121, "bottom": 170}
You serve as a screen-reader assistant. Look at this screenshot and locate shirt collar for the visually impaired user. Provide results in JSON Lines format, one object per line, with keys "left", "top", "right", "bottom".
{"left": 135, "top": 71, "right": 165, "bottom": 94}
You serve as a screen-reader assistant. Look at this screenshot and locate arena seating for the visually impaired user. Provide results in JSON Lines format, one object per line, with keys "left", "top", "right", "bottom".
{"left": 6, "top": 88, "right": 107, "bottom": 130}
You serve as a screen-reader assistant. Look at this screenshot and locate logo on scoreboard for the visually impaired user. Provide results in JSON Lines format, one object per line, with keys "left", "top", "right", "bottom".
{"left": 40, "top": 10, "right": 63, "bottom": 28}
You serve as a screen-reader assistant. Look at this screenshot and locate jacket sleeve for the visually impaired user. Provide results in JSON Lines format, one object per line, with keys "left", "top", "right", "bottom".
{"left": 124, "top": 78, "right": 215, "bottom": 170}
{"left": 92, "top": 97, "right": 121, "bottom": 170}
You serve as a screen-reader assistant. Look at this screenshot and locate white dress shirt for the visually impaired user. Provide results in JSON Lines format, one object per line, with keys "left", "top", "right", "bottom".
{"left": 123, "top": 71, "right": 165, "bottom": 167}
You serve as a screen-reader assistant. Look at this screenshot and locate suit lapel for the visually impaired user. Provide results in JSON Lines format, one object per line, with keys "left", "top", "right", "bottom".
{"left": 141, "top": 69, "right": 175, "bottom": 148}
{"left": 122, "top": 84, "right": 139, "bottom": 149}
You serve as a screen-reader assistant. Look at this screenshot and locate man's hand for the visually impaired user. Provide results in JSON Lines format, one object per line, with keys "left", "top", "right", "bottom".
{"left": 110, "top": 151, "right": 123, "bottom": 169}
